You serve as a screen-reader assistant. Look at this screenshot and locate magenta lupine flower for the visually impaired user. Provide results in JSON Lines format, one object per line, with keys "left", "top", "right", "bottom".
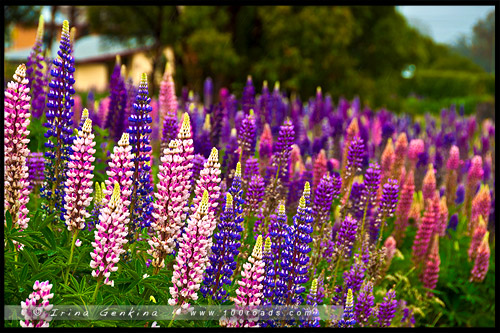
{"left": 229, "top": 235, "right": 265, "bottom": 327}
{"left": 355, "top": 281, "right": 375, "bottom": 326}
{"left": 159, "top": 62, "right": 178, "bottom": 120}
{"left": 464, "top": 155, "right": 484, "bottom": 223}
{"left": 407, "top": 139, "right": 424, "bottom": 171}
{"left": 376, "top": 289, "right": 398, "bottom": 327}
{"left": 422, "top": 164, "right": 437, "bottom": 203}
{"left": 312, "top": 149, "right": 327, "bottom": 192}
{"left": 27, "top": 152, "right": 45, "bottom": 191}
{"left": 90, "top": 182, "right": 129, "bottom": 287}
{"left": 421, "top": 234, "right": 440, "bottom": 296}
{"left": 150, "top": 139, "right": 192, "bottom": 268}
{"left": 4, "top": 64, "right": 32, "bottom": 231}
{"left": 391, "top": 133, "right": 407, "bottom": 181}
{"left": 394, "top": 170, "right": 414, "bottom": 242}
{"left": 191, "top": 147, "right": 222, "bottom": 234}
{"left": 64, "top": 118, "right": 96, "bottom": 232}
{"left": 445, "top": 145, "right": 460, "bottom": 207}
{"left": 470, "top": 185, "right": 491, "bottom": 235}
{"left": 436, "top": 196, "right": 448, "bottom": 237}
{"left": 412, "top": 198, "right": 438, "bottom": 266}
{"left": 102, "top": 133, "right": 134, "bottom": 208}
{"left": 470, "top": 232, "right": 490, "bottom": 282}
{"left": 468, "top": 216, "right": 487, "bottom": 262}
{"left": 384, "top": 236, "right": 397, "bottom": 271}
{"left": 20, "top": 280, "right": 54, "bottom": 328}
{"left": 169, "top": 190, "right": 211, "bottom": 310}
{"left": 289, "top": 144, "right": 302, "bottom": 179}
{"left": 259, "top": 123, "right": 273, "bottom": 175}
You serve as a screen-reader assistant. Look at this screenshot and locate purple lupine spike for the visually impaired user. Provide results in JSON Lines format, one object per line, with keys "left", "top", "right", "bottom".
{"left": 259, "top": 123, "right": 273, "bottom": 175}
{"left": 242, "top": 75, "right": 256, "bottom": 115}
{"left": 362, "top": 162, "right": 381, "bottom": 209}
{"left": 27, "top": 152, "right": 45, "bottom": 192}
{"left": 237, "top": 110, "right": 257, "bottom": 161}
{"left": 201, "top": 192, "right": 242, "bottom": 302}
{"left": 90, "top": 182, "right": 130, "bottom": 287}
{"left": 267, "top": 202, "right": 288, "bottom": 301}
{"left": 376, "top": 289, "right": 398, "bottom": 327}
{"left": 262, "top": 236, "right": 275, "bottom": 301}
{"left": 370, "top": 178, "right": 399, "bottom": 243}
{"left": 194, "top": 114, "right": 212, "bottom": 158}
{"left": 127, "top": 73, "right": 154, "bottom": 233}
{"left": 272, "top": 119, "right": 295, "bottom": 181}
{"left": 259, "top": 81, "right": 271, "bottom": 129}
{"left": 26, "top": 15, "right": 47, "bottom": 118}
{"left": 243, "top": 157, "right": 260, "bottom": 185}
{"left": 203, "top": 77, "right": 213, "bottom": 109}
{"left": 64, "top": 119, "right": 96, "bottom": 232}
{"left": 40, "top": 20, "right": 76, "bottom": 221}
{"left": 4, "top": 64, "right": 32, "bottom": 232}
{"left": 301, "top": 278, "right": 320, "bottom": 327}
{"left": 338, "top": 289, "right": 356, "bottom": 328}
{"left": 222, "top": 128, "right": 239, "bottom": 184}
{"left": 20, "top": 280, "right": 54, "bottom": 328}
{"left": 210, "top": 102, "right": 223, "bottom": 147}
{"left": 247, "top": 174, "right": 265, "bottom": 215}
{"left": 104, "top": 57, "right": 128, "bottom": 142}
{"left": 160, "top": 114, "right": 178, "bottom": 155}
{"left": 343, "top": 258, "right": 366, "bottom": 294}
{"left": 313, "top": 173, "right": 339, "bottom": 228}
{"left": 355, "top": 281, "right": 375, "bottom": 326}
{"left": 335, "top": 215, "right": 358, "bottom": 260}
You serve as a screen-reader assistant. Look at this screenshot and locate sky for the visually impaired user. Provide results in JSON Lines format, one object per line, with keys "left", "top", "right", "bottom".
{"left": 396, "top": 6, "right": 495, "bottom": 45}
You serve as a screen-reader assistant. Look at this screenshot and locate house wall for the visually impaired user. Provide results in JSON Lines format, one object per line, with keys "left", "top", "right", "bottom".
{"left": 74, "top": 63, "right": 108, "bottom": 93}
{"left": 10, "top": 25, "right": 37, "bottom": 50}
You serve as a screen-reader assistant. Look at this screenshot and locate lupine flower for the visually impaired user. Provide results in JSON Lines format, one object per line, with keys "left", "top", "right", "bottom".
{"left": 412, "top": 198, "right": 437, "bottom": 266}
{"left": 362, "top": 162, "right": 382, "bottom": 209}
{"left": 41, "top": 20, "right": 76, "bottom": 220}
{"left": 259, "top": 123, "right": 273, "bottom": 174}
{"left": 20, "top": 280, "right": 54, "bottom": 328}
{"left": 341, "top": 118, "right": 359, "bottom": 181}
{"left": 407, "top": 139, "right": 424, "bottom": 171}
{"left": 27, "top": 152, "right": 45, "bottom": 191}
{"left": 150, "top": 138, "right": 192, "bottom": 269}
{"left": 104, "top": 56, "right": 128, "bottom": 142}
{"left": 376, "top": 289, "right": 397, "bottom": 327}
{"left": 391, "top": 132, "right": 407, "bottom": 181}
{"left": 435, "top": 196, "right": 448, "bottom": 236}
{"left": 343, "top": 258, "right": 366, "bottom": 294}
{"left": 222, "top": 128, "right": 239, "bottom": 184}
{"left": 64, "top": 118, "right": 96, "bottom": 232}
{"left": 341, "top": 136, "right": 364, "bottom": 198}
{"left": 335, "top": 215, "right": 358, "bottom": 260}
{"left": 169, "top": 190, "right": 212, "bottom": 309}
{"left": 266, "top": 202, "right": 288, "bottom": 301}
{"left": 445, "top": 145, "right": 460, "bottom": 206}
{"left": 195, "top": 114, "right": 213, "bottom": 158}
{"left": 301, "top": 278, "right": 320, "bottom": 327}
{"left": 5, "top": 64, "right": 32, "bottom": 232}
{"left": 421, "top": 234, "right": 440, "bottom": 296}
{"left": 272, "top": 119, "right": 295, "bottom": 180}
{"left": 127, "top": 73, "right": 155, "bottom": 232}
{"left": 26, "top": 15, "right": 47, "bottom": 118}
{"left": 370, "top": 179, "right": 399, "bottom": 244}
{"left": 383, "top": 236, "right": 397, "bottom": 272}
{"left": 90, "top": 182, "right": 130, "bottom": 286}
{"left": 464, "top": 155, "right": 484, "bottom": 222}
{"left": 470, "top": 184, "right": 491, "bottom": 235}
{"left": 380, "top": 138, "right": 395, "bottom": 187}
{"left": 338, "top": 289, "right": 356, "bottom": 328}
{"left": 470, "top": 232, "right": 490, "bottom": 282}
{"left": 355, "top": 281, "right": 375, "bottom": 326}
{"left": 238, "top": 110, "right": 257, "bottom": 161}
{"left": 242, "top": 75, "right": 256, "bottom": 115}
{"left": 468, "top": 216, "right": 487, "bottom": 262}
{"left": 312, "top": 149, "right": 328, "bottom": 191}
{"left": 247, "top": 174, "right": 265, "bottom": 214}
{"left": 422, "top": 164, "right": 437, "bottom": 203}
{"left": 191, "top": 154, "right": 207, "bottom": 186}
{"left": 244, "top": 157, "right": 260, "bottom": 185}
{"left": 201, "top": 193, "right": 242, "bottom": 301}
{"left": 160, "top": 114, "right": 178, "bottom": 155}
{"left": 455, "top": 184, "right": 465, "bottom": 205}
{"left": 159, "top": 62, "right": 178, "bottom": 121}
{"left": 229, "top": 235, "right": 265, "bottom": 327}
{"left": 313, "top": 173, "right": 340, "bottom": 228}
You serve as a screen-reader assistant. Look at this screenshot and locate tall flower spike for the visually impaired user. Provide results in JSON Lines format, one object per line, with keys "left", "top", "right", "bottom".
{"left": 380, "top": 138, "right": 395, "bottom": 193}
{"left": 259, "top": 123, "right": 273, "bottom": 175}
{"left": 169, "top": 190, "right": 212, "bottom": 310}
{"left": 201, "top": 192, "right": 242, "bottom": 302}
{"left": 391, "top": 132, "right": 407, "bottom": 181}
{"left": 104, "top": 56, "right": 128, "bottom": 142}
{"left": 4, "top": 64, "right": 32, "bottom": 231}
{"left": 90, "top": 182, "right": 130, "bottom": 287}
{"left": 355, "top": 281, "right": 375, "bottom": 326}
{"left": 470, "top": 184, "right": 491, "bottom": 235}
{"left": 407, "top": 139, "right": 424, "bottom": 171}
{"left": 470, "top": 232, "right": 490, "bottom": 282}
{"left": 338, "top": 289, "right": 356, "bottom": 328}
{"left": 421, "top": 234, "right": 440, "bottom": 296}
{"left": 341, "top": 118, "right": 359, "bottom": 182}
{"left": 27, "top": 152, "right": 45, "bottom": 192}
{"left": 102, "top": 133, "right": 134, "bottom": 208}
{"left": 64, "top": 118, "right": 96, "bottom": 231}
{"left": 237, "top": 110, "right": 257, "bottom": 161}
{"left": 445, "top": 145, "right": 460, "bottom": 207}
{"left": 229, "top": 235, "right": 265, "bottom": 327}
{"left": 363, "top": 162, "right": 382, "bottom": 209}
{"left": 301, "top": 278, "right": 320, "bottom": 327}
{"left": 313, "top": 173, "right": 338, "bottom": 228}
{"left": 393, "top": 170, "right": 415, "bottom": 242}
{"left": 468, "top": 216, "right": 487, "bottom": 262}
{"left": 464, "top": 155, "right": 484, "bottom": 227}
{"left": 422, "top": 164, "right": 437, "bottom": 203}
{"left": 312, "top": 149, "right": 328, "bottom": 192}
{"left": 412, "top": 198, "right": 437, "bottom": 266}
{"left": 247, "top": 174, "right": 265, "bottom": 215}
{"left": 272, "top": 119, "right": 295, "bottom": 180}
{"left": 41, "top": 20, "right": 76, "bottom": 220}
{"left": 335, "top": 215, "right": 358, "bottom": 260}
{"left": 376, "top": 289, "right": 397, "bottom": 327}
{"left": 20, "top": 280, "right": 54, "bottom": 328}
{"left": 159, "top": 62, "right": 178, "bottom": 132}
{"left": 341, "top": 136, "right": 364, "bottom": 198}
{"left": 88, "top": 181, "right": 103, "bottom": 231}
{"left": 127, "top": 73, "right": 154, "bottom": 232}
{"left": 26, "top": 15, "right": 47, "bottom": 118}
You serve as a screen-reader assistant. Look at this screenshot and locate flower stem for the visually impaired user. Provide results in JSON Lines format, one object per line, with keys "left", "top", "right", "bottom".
{"left": 92, "top": 278, "right": 102, "bottom": 303}
{"left": 64, "top": 230, "right": 79, "bottom": 285}
{"left": 168, "top": 312, "right": 178, "bottom": 327}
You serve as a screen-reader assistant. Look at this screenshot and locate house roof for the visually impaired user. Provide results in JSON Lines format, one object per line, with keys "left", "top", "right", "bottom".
{"left": 4, "top": 34, "right": 155, "bottom": 63}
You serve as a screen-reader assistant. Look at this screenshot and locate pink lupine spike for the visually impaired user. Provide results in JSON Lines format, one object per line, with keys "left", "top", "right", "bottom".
{"left": 169, "top": 190, "right": 212, "bottom": 309}
{"left": 468, "top": 216, "right": 487, "bottom": 262}
{"left": 464, "top": 155, "right": 484, "bottom": 223}
{"left": 90, "top": 182, "right": 129, "bottom": 286}
{"left": 422, "top": 164, "right": 437, "bottom": 204}
{"left": 469, "top": 184, "right": 491, "bottom": 235}
{"left": 228, "top": 235, "right": 265, "bottom": 327}
{"left": 312, "top": 149, "right": 327, "bottom": 192}
{"left": 470, "top": 232, "right": 490, "bottom": 282}
{"left": 436, "top": 196, "right": 448, "bottom": 237}
{"left": 391, "top": 132, "right": 408, "bottom": 181}
{"left": 159, "top": 62, "right": 178, "bottom": 137}
{"left": 412, "top": 197, "right": 437, "bottom": 267}
{"left": 64, "top": 118, "right": 96, "bottom": 232}
{"left": 4, "top": 64, "right": 32, "bottom": 233}
{"left": 20, "top": 280, "right": 54, "bottom": 328}
{"left": 102, "top": 133, "right": 134, "bottom": 208}
{"left": 407, "top": 139, "right": 424, "bottom": 172}
{"left": 421, "top": 234, "right": 440, "bottom": 297}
